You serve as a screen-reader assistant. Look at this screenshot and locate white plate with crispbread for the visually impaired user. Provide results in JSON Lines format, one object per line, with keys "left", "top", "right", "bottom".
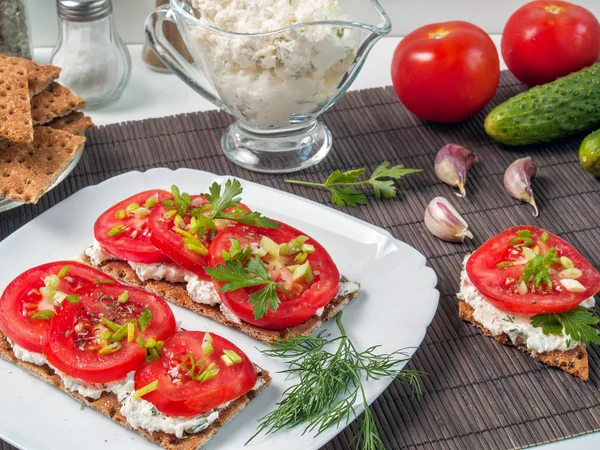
{"left": 0, "top": 168, "right": 439, "bottom": 450}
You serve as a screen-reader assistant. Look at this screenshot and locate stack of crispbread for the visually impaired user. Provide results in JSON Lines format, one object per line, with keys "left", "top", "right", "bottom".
{"left": 0, "top": 54, "right": 95, "bottom": 204}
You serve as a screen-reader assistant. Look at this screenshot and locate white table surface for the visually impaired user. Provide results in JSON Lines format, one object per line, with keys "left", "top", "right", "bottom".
{"left": 33, "top": 36, "right": 596, "bottom": 450}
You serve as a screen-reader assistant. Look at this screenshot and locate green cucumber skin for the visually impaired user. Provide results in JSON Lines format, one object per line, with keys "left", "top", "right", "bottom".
{"left": 485, "top": 63, "right": 600, "bottom": 146}
{"left": 579, "top": 128, "right": 600, "bottom": 176}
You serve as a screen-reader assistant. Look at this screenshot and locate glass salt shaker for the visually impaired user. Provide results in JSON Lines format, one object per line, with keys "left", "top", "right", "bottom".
{"left": 50, "top": 0, "right": 131, "bottom": 109}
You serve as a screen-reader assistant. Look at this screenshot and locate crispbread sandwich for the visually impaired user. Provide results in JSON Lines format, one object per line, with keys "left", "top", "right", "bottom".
{"left": 457, "top": 226, "right": 600, "bottom": 380}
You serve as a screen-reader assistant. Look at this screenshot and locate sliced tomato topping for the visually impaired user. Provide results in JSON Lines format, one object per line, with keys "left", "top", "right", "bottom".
{"left": 43, "top": 283, "right": 177, "bottom": 383}
{"left": 94, "top": 189, "right": 172, "bottom": 263}
{"left": 135, "top": 331, "right": 257, "bottom": 417}
{"left": 467, "top": 226, "right": 600, "bottom": 314}
{"left": 148, "top": 194, "right": 251, "bottom": 276}
{"left": 208, "top": 222, "right": 340, "bottom": 330}
{"left": 0, "top": 261, "right": 113, "bottom": 353}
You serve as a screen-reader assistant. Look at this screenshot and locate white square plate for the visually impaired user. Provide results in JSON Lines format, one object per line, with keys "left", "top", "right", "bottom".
{"left": 0, "top": 168, "right": 439, "bottom": 450}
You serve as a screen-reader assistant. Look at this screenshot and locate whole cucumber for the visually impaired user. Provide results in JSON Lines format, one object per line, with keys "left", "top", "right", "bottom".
{"left": 485, "top": 63, "right": 600, "bottom": 146}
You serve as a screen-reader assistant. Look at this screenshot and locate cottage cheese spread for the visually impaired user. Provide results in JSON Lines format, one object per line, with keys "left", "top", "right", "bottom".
{"left": 129, "top": 261, "right": 191, "bottom": 283}
{"left": 85, "top": 240, "right": 118, "bottom": 266}
{"left": 190, "top": 0, "right": 358, "bottom": 127}
{"left": 457, "top": 256, "right": 595, "bottom": 354}
{"left": 7, "top": 339, "right": 47, "bottom": 366}
{"left": 53, "top": 370, "right": 134, "bottom": 400}
{"left": 185, "top": 274, "right": 222, "bottom": 306}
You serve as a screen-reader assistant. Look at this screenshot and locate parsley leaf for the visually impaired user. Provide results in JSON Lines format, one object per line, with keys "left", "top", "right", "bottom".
{"left": 205, "top": 179, "right": 243, "bottom": 216}
{"left": 203, "top": 256, "right": 290, "bottom": 320}
{"left": 285, "top": 161, "right": 421, "bottom": 208}
{"left": 531, "top": 307, "right": 600, "bottom": 346}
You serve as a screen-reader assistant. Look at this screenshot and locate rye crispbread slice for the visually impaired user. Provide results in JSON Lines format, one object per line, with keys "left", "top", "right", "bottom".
{"left": 47, "top": 112, "right": 95, "bottom": 136}
{"left": 0, "top": 62, "right": 33, "bottom": 144}
{"left": 0, "top": 330, "right": 271, "bottom": 450}
{"left": 31, "top": 82, "right": 86, "bottom": 125}
{"left": 0, "top": 126, "right": 85, "bottom": 203}
{"left": 0, "top": 54, "right": 61, "bottom": 97}
{"left": 458, "top": 300, "right": 589, "bottom": 380}
{"left": 81, "top": 255, "right": 360, "bottom": 342}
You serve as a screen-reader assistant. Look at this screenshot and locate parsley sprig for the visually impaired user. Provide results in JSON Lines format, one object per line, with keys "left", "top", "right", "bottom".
{"left": 204, "top": 256, "right": 290, "bottom": 320}
{"left": 531, "top": 307, "right": 600, "bottom": 346}
{"left": 519, "top": 247, "right": 560, "bottom": 290}
{"left": 285, "top": 161, "right": 422, "bottom": 207}
{"left": 248, "top": 312, "right": 422, "bottom": 449}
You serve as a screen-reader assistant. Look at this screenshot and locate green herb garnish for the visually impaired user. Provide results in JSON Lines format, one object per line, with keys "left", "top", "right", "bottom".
{"left": 133, "top": 380, "right": 158, "bottom": 400}
{"left": 58, "top": 265, "right": 70, "bottom": 278}
{"left": 66, "top": 294, "right": 81, "bottom": 305}
{"left": 519, "top": 247, "right": 560, "bottom": 290}
{"left": 204, "top": 256, "right": 291, "bottom": 320}
{"left": 531, "top": 307, "right": 600, "bottom": 346}
{"left": 285, "top": 161, "right": 422, "bottom": 207}
{"left": 248, "top": 312, "right": 422, "bottom": 449}
{"left": 137, "top": 307, "right": 153, "bottom": 332}
{"left": 222, "top": 239, "right": 252, "bottom": 263}
{"left": 31, "top": 310, "right": 55, "bottom": 321}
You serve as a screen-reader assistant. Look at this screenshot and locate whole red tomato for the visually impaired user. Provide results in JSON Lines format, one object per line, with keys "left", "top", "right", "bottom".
{"left": 502, "top": 1, "right": 600, "bottom": 86}
{"left": 391, "top": 21, "right": 500, "bottom": 124}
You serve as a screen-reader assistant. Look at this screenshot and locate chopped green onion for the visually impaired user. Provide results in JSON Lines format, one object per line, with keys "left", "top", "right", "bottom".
{"left": 126, "top": 202, "right": 140, "bottom": 213}
{"left": 138, "top": 307, "right": 153, "bottom": 332}
{"left": 111, "top": 320, "right": 135, "bottom": 342}
{"left": 107, "top": 225, "right": 125, "bottom": 237}
{"left": 94, "top": 279, "right": 116, "bottom": 285}
{"left": 100, "top": 330, "right": 112, "bottom": 341}
{"left": 145, "top": 338, "right": 157, "bottom": 348}
{"left": 533, "top": 246, "right": 540, "bottom": 255}
{"left": 144, "top": 194, "right": 158, "bottom": 209}
{"left": 114, "top": 209, "right": 127, "bottom": 220}
{"left": 156, "top": 341, "right": 164, "bottom": 352}
{"left": 202, "top": 332, "right": 214, "bottom": 356}
{"left": 45, "top": 274, "right": 60, "bottom": 290}
{"left": 136, "top": 336, "right": 146, "bottom": 348}
{"left": 560, "top": 256, "right": 574, "bottom": 269}
{"left": 293, "top": 261, "right": 314, "bottom": 283}
{"left": 222, "top": 349, "right": 242, "bottom": 364}
{"left": 101, "top": 317, "right": 121, "bottom": 332}
{"left": 117, "top": 291, "right": 129, "bottom": 304}
{"left": 521, "top": 247, "right": 536, "bottom": 261}
{"left": 174, "top": 214, "right": 186, "bottom": 229}
{"left": 261, "top": 236, "right": 280, "bottom": 258}
{"left": 287, "top": 264, "right": 299, "bottom": 272}
{"left": 301, "top": 243, "right": 315, "bottom": 254}
{"left": 294, "top": 252, "right": 308, "bottom": 263}
{"left": 99, "top": 342, "right": 122, "bottom": 355}
{"left": 133, "top": 380, "right": 158, "bottom": 400}
{"left": 508, "top": 236, "right": 535, "bottom": 247}
{"left": 197, "top": 361, "right": 219, "bottom": 383}
{"left": 127, "top": 322, "right": 135, "bottom": 342}
{"left": 516, "top": 229, "right": 533, "bottom": 238}
{"left": 496, "top": 261, "right": 513, "bottom": 269}
{"left": 31, "top": 310, "right": 54, "bottom": 321}
{"left": 147, "top": 347, "right": 159, "bottom": 361}
{"left": 66, "top": 294, "right": 81, "bottom": 305}
{"left": 252, "top": 247, "right": 267, "bottom": 258}
{"left": 58, "top": 265, "right": 70, "bottom": 278}
{"left": 541, "top": 231, "right": 549, "bottom": 243}
{"left": 164, "top": 210, "right": 177, "bottom": 219}
{"left": 221, "top": 354, "right": 234, "bottom": 366}
{"left": 184, "top": 240, "right": 209, "bottom": 255}
{"left": 131, "top": 207, "right": 151, "bottom": 217}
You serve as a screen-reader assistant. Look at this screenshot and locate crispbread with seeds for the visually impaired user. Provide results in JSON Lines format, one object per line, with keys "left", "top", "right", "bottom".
{"left": 81, "top": 255, "right": 361, "bottom": 342}
{"left": 0, "top": 54, "right": 61, "bottom": 97}
{"left": 0, "top": 330, "right": 271, "bottom": 450}
{"left": 31, "top": 82, "right": 85, "bottom": 125}
{"left": 0, "top": 62, "right": 33, "bottom": 143}
{"left": 0, "top": 126, "right": 85, "bottom": 203}
{"left": 458, "top": 300, "right": 589, "bottom": 380}
{"left": 47, "top": 112, "right": 95, "bottom": 135}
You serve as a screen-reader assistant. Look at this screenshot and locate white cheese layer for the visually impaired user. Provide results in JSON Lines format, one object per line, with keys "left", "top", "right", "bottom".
{"left": 457, "top": 256, "right": 595, "bottom": 354}
{"left": 7, "top": 339, "right": 47, "bottom": 366}
{"left": 185, "top": 274, "right": 222, "bottom": 306}
{"left": 85, "top": 240, "right": 118, "bottom": 266}
{"left": 52, "top": 369, "right": 135, "bottom": 400}
{"left": 129, "top": 261, "right": 191, "bottom": 283}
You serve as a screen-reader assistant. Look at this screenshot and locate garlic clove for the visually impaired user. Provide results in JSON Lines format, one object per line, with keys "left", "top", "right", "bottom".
{"left": 434, "top": 144, "right": 478, "bottom": 197}
{"left": 504, "top": 157, "right": 539, "bottom": 217}
{"left": 424, "top": 197, "right": 474, "bottom": 242}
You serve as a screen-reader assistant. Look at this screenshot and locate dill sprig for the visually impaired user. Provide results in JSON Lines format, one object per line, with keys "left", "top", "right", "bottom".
{"left": 248, "top": 312, "right": 423, "bottom": 449}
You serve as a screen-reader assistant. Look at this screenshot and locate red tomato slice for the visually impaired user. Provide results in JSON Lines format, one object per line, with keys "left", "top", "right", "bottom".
{"left": 0, "top": 261, "right": 113, "bottom": 353}
{"left": 94, "top": 190, "right": 172, "bottom": 263}
{"left": 135, "top": 331, "right": 257, "bottom": 417}
{"left": 208, "top": 222, "right": 340, "bottom": 330}
{"left": 467, "top": 226, "right": 600, "bottom": 314}
{"left": 148, "top": 194, "right": 251, "bottom": 276}
{"left": 43, "top": 283, "right": 177, "bottom": 383}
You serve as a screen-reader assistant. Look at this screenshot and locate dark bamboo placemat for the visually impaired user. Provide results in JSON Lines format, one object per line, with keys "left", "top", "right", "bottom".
{"left": 1, "top": 71, "right": 599, "bottom": 450}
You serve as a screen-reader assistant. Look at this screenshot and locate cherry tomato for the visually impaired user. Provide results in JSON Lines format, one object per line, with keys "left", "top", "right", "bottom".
{"left": 502, "top": 1, "right": 600, "bottom": 86}
{"left": 135, "top": 331, "right": 257, "bottom": 417}
{"left": 94, "top": 190, "right": 172, "bottom": 264}
{"left": 467, "top": 226, "right": 600, "bottom": 314}
{"left": 208, "top": 222, "right": 340, "bottom": 330}
{"left": 43, "top": 283, "right": 177, "bottom": 383}
{"left": 148, "top": 194, "right": 251, "bottom": 277}
{"left": 391, "top": 21, "right": 500, "bottom": 123}
{"left": 0, "top": 261, "right": 113, "bottom": 353}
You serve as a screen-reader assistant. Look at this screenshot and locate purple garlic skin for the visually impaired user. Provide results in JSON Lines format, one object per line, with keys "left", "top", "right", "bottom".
{"left": 504, "top": 157, "right": 539, "bottom": 217}
{"left": 424, "top": 197, "right": 474, "bottom": 243}
{"left": 434, "top": 144, "right": 478, "bottom": 197}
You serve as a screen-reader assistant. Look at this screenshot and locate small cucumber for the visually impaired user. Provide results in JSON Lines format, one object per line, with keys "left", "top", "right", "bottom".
{"left": 579, "top": 129, "right": 600, "bottom": 177}
{"left": 485, "top": 63, "right": 600, "bottom": 146}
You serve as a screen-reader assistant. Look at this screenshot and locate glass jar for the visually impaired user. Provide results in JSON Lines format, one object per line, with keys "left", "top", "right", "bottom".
{"left": 50, "top": 0, "right": 131, "bottom": 109}
{"left": 0, "top": 0, "right": 33, "bottom": 59}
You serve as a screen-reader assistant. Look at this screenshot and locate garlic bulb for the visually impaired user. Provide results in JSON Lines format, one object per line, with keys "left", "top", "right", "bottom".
{"left": 424, "top": 197, "right": 474, "bottom": 242}
{"left": 434, "top": 144, "right": 478, "bottom": 197}
{"left": 504, "top": 157, "right": 539, "bottom": 217}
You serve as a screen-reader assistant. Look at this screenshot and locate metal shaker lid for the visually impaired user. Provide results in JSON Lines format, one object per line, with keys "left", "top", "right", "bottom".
{"left": 57, "top": 0, "right": 113, "bottom": 22}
